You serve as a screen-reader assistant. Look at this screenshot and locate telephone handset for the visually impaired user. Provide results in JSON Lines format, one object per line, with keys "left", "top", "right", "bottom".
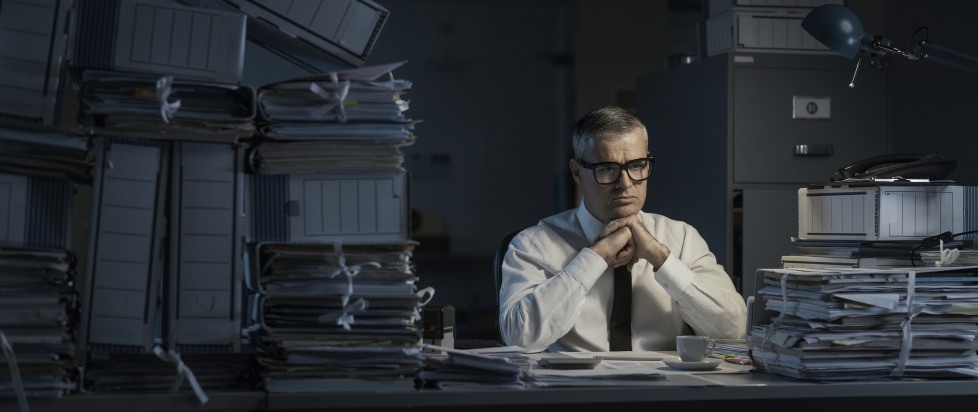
{"left": 830, "top": 153, "right": 957, "bottom": 182}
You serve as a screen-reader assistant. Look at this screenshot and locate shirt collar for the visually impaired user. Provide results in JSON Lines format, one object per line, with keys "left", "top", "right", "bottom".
{"left": 576, "top": 202, "right": 605, "bottom": 244}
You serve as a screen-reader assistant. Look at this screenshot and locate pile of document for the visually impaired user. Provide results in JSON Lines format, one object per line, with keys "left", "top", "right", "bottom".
{"left": 0, "top": 125, "right": 92, "bottom": 183}
{"left": 79, "top": 70, "right": 256, "bottom": 143}
{"left": 0, "top": 247, "right": 79, "bottom": 398}
{"left": 418, "top": 345, "right": 529, "bottom": 390}
{"left": 248, "top": 61, "right": 416, "bottom": 174}
{"left": 921, "top": 249, "right": 978, "bottom": 267}
{"left": 248, "top": 242, "right": 427, "bottom": 393}
{"left": 782, "top": 238, "right": 926, "bottom": 269}
{"left": 83, "top": 352, "right": 255, "bottom": 393}
{"left": 748, "top": 266, "right": 978, "bottom": 381}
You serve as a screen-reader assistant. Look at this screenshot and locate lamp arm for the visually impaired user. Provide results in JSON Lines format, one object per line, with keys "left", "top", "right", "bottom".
{"left": 916, "top": 41, "right": 978, "bottom": 75}
{"left": 867, "top": 35, "right": 917, "bottom": 59}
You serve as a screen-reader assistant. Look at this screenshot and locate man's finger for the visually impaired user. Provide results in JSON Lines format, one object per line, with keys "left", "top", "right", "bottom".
{"left": 599, "top": 217, "right": 631, "bottom": 238}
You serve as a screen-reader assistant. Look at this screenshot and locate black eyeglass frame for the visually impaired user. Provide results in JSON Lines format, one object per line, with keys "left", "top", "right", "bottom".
{"left": 576, "top": 156, "right": 656, "bottom": 185}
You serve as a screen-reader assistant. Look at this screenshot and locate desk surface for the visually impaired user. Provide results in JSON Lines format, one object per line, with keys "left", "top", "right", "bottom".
{"left": 5, "top": 353, "right": 978, "bottom": 412}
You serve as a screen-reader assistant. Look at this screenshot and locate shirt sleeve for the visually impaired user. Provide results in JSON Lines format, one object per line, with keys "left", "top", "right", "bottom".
{"left": 652, "top": 224, "right": 747, "bottom": 340}
{"left": 498, "top": 230, "right": 607, "bottom": 352}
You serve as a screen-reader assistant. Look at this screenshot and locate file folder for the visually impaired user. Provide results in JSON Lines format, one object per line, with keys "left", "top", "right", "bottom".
{"left": 0, "top": 0, "right": 71, "bottom": 126}
{"left": 81, "top": 138, "right": 168, "bottom": 352}
{"left": 69, "top": 0, "right": 246, "bottom": 83}
{"left": 166, "top": 142, "right": 246, "bottom": 352}
{"left": 249, "top": 171, "right": 409, "bottom": 243}
{"left": 224, "top": 0, "right": 388, "bottom": 68}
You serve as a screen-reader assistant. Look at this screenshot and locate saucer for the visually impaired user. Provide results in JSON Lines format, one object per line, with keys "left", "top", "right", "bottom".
{"left": 663, "top": 358, "right": 722, "bottom": 371}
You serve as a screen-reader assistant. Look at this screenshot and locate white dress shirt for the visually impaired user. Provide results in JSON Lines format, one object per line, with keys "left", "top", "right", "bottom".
{"left": 499, "top": 203, "right": 746, "bottom": 352}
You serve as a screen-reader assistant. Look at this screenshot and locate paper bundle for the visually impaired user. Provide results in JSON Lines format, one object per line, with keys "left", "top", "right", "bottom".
{"left": 748, "top": 266, "right": 978, "bottom": 381}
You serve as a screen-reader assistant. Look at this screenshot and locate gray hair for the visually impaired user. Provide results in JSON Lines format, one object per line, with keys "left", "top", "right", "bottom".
{"left": 571, "top": 106, "right": 647, "bottom": 161}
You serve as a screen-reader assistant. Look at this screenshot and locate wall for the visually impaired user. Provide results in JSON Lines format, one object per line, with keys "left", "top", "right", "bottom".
{"left": 367, "top": 0, "right": 576, "bottom": 258}
{"left": 883, "top": 0, "right": 978, "bottom": 184}
{"left": 575, "top": 0, "right": 668, "bottom": 116}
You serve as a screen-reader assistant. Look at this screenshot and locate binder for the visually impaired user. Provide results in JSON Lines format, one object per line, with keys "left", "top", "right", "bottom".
{"left": 798, "top": 185, "right": 968, "bottom": 241}
{"left": 249, "top": 171, "right": 409, "bottom": 243}
{"left": 0, "top": 0, "right": 71, "bottom": 126}
{"left": 80, "top": 138, "right": 168, "bottom": 352}
{"left": 69, "top": 0, "right": 246, "bottom": 83}
{"left": 166, "top": 142, "right": 245, "bottom": 352}
{"left": 224, "top": 0, "right": 388, "bottom": 68}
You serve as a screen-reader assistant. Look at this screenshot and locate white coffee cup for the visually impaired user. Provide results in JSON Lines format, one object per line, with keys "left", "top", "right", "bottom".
{"left": 676, "top": 335, "right": 715, "bottom": 362}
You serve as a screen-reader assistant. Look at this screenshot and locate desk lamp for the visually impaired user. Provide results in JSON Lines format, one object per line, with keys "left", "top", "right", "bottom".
{"left": 802, "top": 4, "right": 978, "bottom": 87}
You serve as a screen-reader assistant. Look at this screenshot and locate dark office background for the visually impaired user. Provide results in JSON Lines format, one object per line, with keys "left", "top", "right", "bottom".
{"left": 242, "top": 0, "right": 978, "bottom": 340}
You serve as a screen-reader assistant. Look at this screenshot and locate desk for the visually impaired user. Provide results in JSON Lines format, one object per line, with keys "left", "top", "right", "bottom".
{"left": 5, "top": 355, "right": 978, "bottom": 411}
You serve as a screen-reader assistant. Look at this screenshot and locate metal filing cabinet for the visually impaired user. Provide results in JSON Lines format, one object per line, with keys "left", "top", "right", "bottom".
{"left": 635, "top": 52, "right": 889, "bottom": 298}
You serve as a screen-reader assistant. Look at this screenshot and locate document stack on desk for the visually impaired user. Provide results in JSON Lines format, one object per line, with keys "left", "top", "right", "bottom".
{"left": 781, "top": 239, "right": 923, "bottom": 269}
{"left": 418, "top": 345, "right": 528, "bottom": 390}
{"left": 748, "top": 266, "right": 978, "bottom": 381}
{"left": 526, "top": 368, "right": 668, "bottom": 387}
{"left": 247, "top": 61, "right": 415, "bottom": 174}
{"left": 0, "top": 248, "right": 78, "bottom": 398}
{"left": 83, "top": 352, "right": 254, "bottom": 393}
{"left": 248, "top": 241, "right": 427, "bottom": 393}
{"left": 79, "top": 70, "right": 256, "bottom": 143}
{"left": 921, "top": 250, "right": 978, "bottom": 267}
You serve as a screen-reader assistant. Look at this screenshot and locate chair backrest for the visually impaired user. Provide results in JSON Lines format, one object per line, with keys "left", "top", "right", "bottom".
{"left": 493, "top": 229, "right": 521, "bottom": 342}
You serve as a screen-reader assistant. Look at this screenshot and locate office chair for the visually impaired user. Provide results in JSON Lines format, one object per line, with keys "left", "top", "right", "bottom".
{"left": 493, "top": 229, "right": 521, "bottom": 343}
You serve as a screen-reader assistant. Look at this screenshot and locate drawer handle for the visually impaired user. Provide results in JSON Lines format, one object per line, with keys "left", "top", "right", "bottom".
{"left": 794, "top": 144, "right": 833, "bottom": 157}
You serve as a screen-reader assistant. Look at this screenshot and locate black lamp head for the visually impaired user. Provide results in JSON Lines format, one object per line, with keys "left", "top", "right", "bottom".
{"left": 802, "top": 4, "right": 867, "bottom": 59}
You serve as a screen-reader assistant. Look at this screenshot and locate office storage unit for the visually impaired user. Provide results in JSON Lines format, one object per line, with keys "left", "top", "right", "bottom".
{"left": 249, "top": 171, "right": 409, "bottom": 243}
{"left": 166, "top": 142, "right": 246, "bottom": 352}
{"left": 704, "top": 8, "right": 832, "bottom": 56}
{"left": 80, "top": 138, "right": 168, "bottom": 352}
{"left": 705, "top": 0, "right": 843, "bottom": 17}
{"left": 69, "top": 0, "right": 247, "bottom": 83}
{"left": 798, "top": 184, "right": 968, "bottom": 241}
{"left": 635, "top": 52, "right": 889, "bottom": 299}
{"left": 0, "top": 0, "right": 72, "bottom": 125}
{"left": 224, "top": 0, "right": 389, "bottom": 68}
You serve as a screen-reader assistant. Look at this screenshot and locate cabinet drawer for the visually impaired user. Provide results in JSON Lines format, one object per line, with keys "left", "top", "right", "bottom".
{"left": 733, "top": 65, "right": 887, "bottom": 184}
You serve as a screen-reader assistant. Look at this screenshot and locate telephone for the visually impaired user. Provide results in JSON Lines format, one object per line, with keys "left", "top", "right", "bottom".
{"left": 830, "top": 153, "right": 957, "bottom": 182}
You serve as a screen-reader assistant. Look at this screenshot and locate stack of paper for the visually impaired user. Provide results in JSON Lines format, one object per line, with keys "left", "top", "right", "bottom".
{"left": 248, "top": 241, "right": 426, "bottom": 393}
{"left": 418, "top": 345, "right": 529, "bottom": 390}
{"left": 921, "top": 249, "right": 978, "bottom": 267}
{"left": 782, "top": 238, "right": 930, "bottom": 269}
{"left": 258, "top": 70, "right": 411, "bottom": 123}
{"left": 247, "top": 138, "right": 413, "bottom": 173}
{"left": 0, "top": 247, "right": 78, "bottom": 398}
{"left": 526, "top": 368, "right": 666, "bottom": 387}
{"left": 0, "top": 125, "right": 92, "bottom": 182}
{"left": 83, "top": 352, "right": 255, "bottom": 393}
{"left": 248, "top": 61, "right": 416, "bottom": 174}
{"left": 748, "top": 266, "right": 978, "bottom": 381}
{"left": 79, "top": 70, "right": 256, "bottom": 143}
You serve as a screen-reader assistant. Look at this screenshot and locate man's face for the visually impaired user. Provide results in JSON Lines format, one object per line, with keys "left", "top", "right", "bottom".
{"left": 570, "top": 127, "right": 649, "bottom": 223}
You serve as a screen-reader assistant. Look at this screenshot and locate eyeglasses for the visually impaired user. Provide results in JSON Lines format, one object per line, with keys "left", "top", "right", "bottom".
{"left": 577, "top": 156, "right": 655, "bottom": 185}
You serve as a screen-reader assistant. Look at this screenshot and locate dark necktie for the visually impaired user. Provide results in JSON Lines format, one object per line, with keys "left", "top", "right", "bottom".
{"left": 609, "top": 265, "right": 632, "bottom": 351}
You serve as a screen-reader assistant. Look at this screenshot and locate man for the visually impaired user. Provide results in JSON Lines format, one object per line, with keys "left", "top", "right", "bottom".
{"left": 498, "top": 106, "right": 746, "bottom": 352}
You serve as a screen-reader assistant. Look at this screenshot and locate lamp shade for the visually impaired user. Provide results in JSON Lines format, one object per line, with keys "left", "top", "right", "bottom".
{"left": 802, "top": 4, "right": 866, "bottom": 59}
